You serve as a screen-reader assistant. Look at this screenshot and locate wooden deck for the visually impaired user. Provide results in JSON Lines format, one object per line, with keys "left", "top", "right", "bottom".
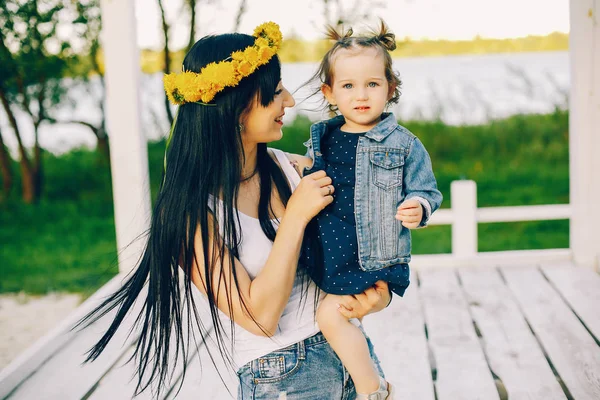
{"left": 1, "top": 262, "right": 599, "bottom": 399}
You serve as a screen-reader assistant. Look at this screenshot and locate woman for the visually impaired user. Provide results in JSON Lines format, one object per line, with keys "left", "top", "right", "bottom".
{"left": 79, "top": 22, "right": 391, "bottom": 399}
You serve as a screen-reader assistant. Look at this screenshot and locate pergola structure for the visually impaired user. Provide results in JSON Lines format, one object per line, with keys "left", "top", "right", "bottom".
{"left": 0, "top": 1, "right": 598, "bottom": 399}
{"left": 102, "top": 0, "right": 599, "bottom": 273}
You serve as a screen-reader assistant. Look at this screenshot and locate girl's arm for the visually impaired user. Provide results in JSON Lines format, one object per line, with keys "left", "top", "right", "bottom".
{"left": 401, "top": 137, "right": 443, "bottom": 226}
{"left": 189, "top": 171, "right": 333, "bottom": 337}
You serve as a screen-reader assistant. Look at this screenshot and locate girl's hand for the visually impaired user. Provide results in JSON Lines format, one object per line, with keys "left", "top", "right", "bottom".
{"left": 285, "top": 170, "right": 334, "bottom": 224}
{"left": 396, "top": 199, "right": 423, "bottom": 229}
{"left": 337, "top": 281, "right": 391, "bottom": 319}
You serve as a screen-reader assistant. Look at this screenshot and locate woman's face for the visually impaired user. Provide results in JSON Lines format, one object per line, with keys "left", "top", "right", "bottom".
{"left": 241, "top": 81, "right": 295, "bottom": 145}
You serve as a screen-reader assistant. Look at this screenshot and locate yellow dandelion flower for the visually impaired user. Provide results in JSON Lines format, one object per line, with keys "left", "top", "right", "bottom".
{"left": 244, "top": 47, "right": 260, "bottom": 66}
{"left": 237, "top": 60, "right": 253, "bottom": 77}
{"left": 200, "top": 91, "right": 215, "bottom": 104}
{"left": 258, "top": 46, "right": 275, "bottom": 64}
{"left": 163, "top": 73, "right": 182, "bottom": 104}
{"left": 255, "top": 37, "right": 269, "bottom": 48}
{"left": 163, "top": 22, "right": 282, "bottom": 105}
{"left": 231, "top": 51, "right": 245, "bottom": 61}
{"left": 218, "top": 63, "right": 238, "bottom": 86}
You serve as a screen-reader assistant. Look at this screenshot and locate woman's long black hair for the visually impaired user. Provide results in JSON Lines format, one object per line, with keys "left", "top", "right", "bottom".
{"left": 76, "top": 33, "right": 320, "bottom": 396}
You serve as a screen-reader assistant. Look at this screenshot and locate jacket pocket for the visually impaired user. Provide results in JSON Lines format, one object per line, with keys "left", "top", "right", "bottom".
{"left": 370, "top": 150, "right": 404, "bottom": 190}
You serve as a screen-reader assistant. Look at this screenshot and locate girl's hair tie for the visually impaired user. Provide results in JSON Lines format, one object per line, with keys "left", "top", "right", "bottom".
{"left": 373, "top": 19, "right": 396, "bottom": 51}
{"left": 325, "top": 25, "right": 354, "bottom": 42}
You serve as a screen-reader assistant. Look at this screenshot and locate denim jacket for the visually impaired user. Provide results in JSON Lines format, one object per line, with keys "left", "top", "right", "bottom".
{"left": 304, "top": 113, "right": 443, "bottom": 271}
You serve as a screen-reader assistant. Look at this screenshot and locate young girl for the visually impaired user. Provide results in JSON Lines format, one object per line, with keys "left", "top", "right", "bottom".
{"left": 297, "top": 22, "right": 443, "bottom": 399}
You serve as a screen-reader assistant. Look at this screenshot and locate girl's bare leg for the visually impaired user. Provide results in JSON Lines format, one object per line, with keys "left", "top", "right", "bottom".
{"left": 317, "top": 294, "right": 381, "bottom": 394}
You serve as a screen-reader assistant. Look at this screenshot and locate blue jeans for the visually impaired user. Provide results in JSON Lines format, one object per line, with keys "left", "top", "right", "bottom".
{"left": 237, "top": 330, "right": 384, "bottom": 399}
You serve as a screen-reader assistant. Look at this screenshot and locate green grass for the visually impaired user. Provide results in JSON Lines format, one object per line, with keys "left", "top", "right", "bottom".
{"left": 0, "top": 110, "right": 569, "bottom": 294}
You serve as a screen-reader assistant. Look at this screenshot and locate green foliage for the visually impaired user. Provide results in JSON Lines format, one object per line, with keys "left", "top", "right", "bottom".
{"left": 279, "top": 32, "right": 569, "bottom": 63}
{"left": 272, "top": 109, "right": 569, "bottom": 208}
{"left": 390, "top": 32, "right": 569, "bottom": 58}
{"left": 0, "top": 0, "right": 77, "bottom": 106}
{"left": 0, "top": 112, "right": 569, "bottom": 294}
{"left": 136, "top": 32, "right": 569, "bottom": 73}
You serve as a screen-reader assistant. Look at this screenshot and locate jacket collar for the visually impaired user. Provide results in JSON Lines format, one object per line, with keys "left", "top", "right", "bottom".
{"left": 312, "top": 112, "right": 397, "bottom": 142}
{"left": 364, "top": 113, "right": 397, "bottom": 142}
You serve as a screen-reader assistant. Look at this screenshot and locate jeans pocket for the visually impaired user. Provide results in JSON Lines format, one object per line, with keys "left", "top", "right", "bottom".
{"left": 253, "top": 344, "right": 303, "bottom": 384}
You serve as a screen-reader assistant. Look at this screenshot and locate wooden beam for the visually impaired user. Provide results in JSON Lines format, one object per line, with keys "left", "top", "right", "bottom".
{"left": 418, "top": 268, "right": 499, "bottom": 400}
{"left": 459, "top": 268, "right": 566, "bottom": 400}
{"left": 503, "top": 267, "right": 600, "bottom": 399}
{"left": 542, "top": 263, "right": 600, "bottom": 342}
{"left": 569, "top": 0, "right": 600, "bottom": 270}
{"left": 100, "top": 0, "right": 151, "bottom": 273}
{"left": 363, "top": 271, "right": 435, "bottom": 400}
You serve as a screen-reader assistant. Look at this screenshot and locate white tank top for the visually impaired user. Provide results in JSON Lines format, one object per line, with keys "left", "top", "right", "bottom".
{"left": 208, "top": 148, "right": 321, "bottom": 370}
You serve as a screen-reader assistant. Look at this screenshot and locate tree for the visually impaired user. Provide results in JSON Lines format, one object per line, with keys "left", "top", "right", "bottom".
{"left": 185, "top": 0, "right": 197, "bottom": 53}
{"left": 157, "top": 0, "right": 174, "bottom": 125}
{"left": 0, "top": 0, "right": 74, "bottom": 203}
{"left": 0, "top": 126, "right": 12, "bottom": 201}
{"left": 55, "top": 0, "right": 110, "bottom": 163}
{"left": 232, "top": 0, "right": 247, "bottom": 32}
{"left": 318, "top": 0, "right": 385, "bottom": 30}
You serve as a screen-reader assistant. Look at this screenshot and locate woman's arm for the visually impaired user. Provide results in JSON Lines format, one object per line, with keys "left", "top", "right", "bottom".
{"left": 189, "top": 171, "right": 334, "bottom": 337}
{"left": 284, "top": 153, "right": 313, "bottom": 177}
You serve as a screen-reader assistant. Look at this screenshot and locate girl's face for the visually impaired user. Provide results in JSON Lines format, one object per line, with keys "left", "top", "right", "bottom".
{"left": 322, "top": 47, "right": 394, "bottom": 133}
{"left": 242, "top": 81, "right": 295, "bottom": 144}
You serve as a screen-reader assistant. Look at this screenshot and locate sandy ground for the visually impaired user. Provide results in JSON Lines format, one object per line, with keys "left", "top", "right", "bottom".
{"left": 0, "top": 292, "right": 82, "bottom": 371}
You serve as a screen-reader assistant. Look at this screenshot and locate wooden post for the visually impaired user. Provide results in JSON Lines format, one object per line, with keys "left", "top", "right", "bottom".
{"left": 451, "top": 180, "right": 477, "bottom": 258}
{"left": 100, "top": 0, "right": 151, "bottom": 272}
{"left": 569, "top": 0, "right": 600, "bottom": 271}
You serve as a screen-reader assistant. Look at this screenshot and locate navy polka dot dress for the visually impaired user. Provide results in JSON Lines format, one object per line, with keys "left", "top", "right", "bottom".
{"left": 301, "top": 127, "right": 410, "bottom": 297}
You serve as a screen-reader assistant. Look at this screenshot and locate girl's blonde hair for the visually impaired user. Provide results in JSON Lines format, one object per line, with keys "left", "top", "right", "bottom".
{"left": 315, "top": 20, "right": 402, "bottom": 112}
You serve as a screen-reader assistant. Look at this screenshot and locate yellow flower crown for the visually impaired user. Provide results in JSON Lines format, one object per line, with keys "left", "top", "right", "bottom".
{"left": 163, "top": 22, "right": 283, "bottom": 105}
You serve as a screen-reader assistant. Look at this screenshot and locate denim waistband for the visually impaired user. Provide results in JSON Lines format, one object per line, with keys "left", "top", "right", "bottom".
{"left": 277, "top": 331, "right": 326, "bottom": 353}
{"left": 238, "top": 332, "right": 327, "bottom": 374}
{"left": 303, "top": 331, "right": 326, "bottom": 347}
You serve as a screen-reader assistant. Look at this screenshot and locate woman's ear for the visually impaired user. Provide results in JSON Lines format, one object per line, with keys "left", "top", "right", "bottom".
{"left": 321, "top": 84, "right": 336, "bottom": 106}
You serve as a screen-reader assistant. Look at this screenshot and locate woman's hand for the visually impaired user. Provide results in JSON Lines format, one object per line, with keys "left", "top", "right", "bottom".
{"left": 285, "top": 170, "right": 334, "bottom": 225}
{"left": 336, "top": 281, "right": 391, "bottom": 319}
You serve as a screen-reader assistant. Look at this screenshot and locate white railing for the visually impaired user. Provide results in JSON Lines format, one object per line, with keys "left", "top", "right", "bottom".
{"left": 413, "top": 180, "right": 572, "bottom": 267}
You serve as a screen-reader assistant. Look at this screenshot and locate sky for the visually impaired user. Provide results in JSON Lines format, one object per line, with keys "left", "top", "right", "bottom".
{"left": 134, "top": 0, "right": 570, "bottom": 50}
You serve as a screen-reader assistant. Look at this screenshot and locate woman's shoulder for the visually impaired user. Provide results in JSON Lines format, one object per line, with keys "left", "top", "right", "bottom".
{"left": 268, "top": 148, "right": 312, "bottom": 177}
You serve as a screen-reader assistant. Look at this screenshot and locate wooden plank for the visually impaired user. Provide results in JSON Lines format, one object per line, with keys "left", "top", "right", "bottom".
{"left": 0, "top": 274, "right": 126, "bottom": 399}
{"left": 419, "top": 268, "right": 500, "bottom": 400}
{"left": 7, "top": 297, "right": 144, "bottom": 400}
{"left": 363, "top": 271, "right": 435, "bottom": 399}
{"left": 85, "top": 346, "right": 154, "bottom": 400}
{"left": 542, "top": 263, "right": 600, "bottom": 342}
{"left": 459, "top": 268, "right": 566, "bottom": 400}
{"left": 165, "top": 335, "right": 237, "bottom": 400}
{"left": 411, "top": 249, "right": 572, "bottom": 269}
{"left": 476, "top": 204, "right": 571, "bottom": 223}
{"left": 502, "top": 266, "right": 600, "bottom": 400}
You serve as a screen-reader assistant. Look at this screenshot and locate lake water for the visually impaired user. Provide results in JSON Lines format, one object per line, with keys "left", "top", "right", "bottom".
{"left": 0, "top": 51, "right": 568, "bottom": 155}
